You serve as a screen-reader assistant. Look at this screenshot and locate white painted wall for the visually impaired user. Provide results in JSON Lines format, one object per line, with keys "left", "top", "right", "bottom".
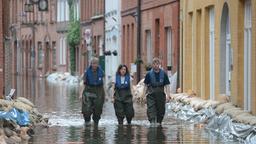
{"left": 105, "top": 0, "right": 121, "bottom": 85}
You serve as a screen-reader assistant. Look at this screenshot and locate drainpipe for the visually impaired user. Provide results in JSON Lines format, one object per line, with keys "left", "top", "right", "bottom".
{"left": 103, "top": 0, "right": 106, "bottom": 54}
{"left": 136, "top": 0, "right": 141, "bottom": 83}
{"left": 177, "top": 0, "right": 180, "bottom": 91}
{"left": 178, "top": 0, "right": 183, "bottom": 92}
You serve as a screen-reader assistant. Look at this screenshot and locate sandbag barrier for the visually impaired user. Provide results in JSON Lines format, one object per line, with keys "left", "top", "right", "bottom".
{"left": 0, "top": 97, "right": 48, "bottom": 143}
{"left": 47, "top": 72, "right": 81, "bottom": 85}
{"left": 166, "top": 94, "right": 256, "bottom": 143}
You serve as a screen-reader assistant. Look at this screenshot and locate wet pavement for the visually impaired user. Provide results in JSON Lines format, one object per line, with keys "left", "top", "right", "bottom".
{"left": 14, "top": 75, "right": 238, "bottom": 143}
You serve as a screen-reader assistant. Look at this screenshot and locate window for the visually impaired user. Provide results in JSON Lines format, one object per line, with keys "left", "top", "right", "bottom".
{"left": 29, "top": 40, "right": 32, "bottom": 68}
{"left": 50, "top": 1, "right": 56, "bottom": 23}
{"left": 146, "top": 30, "right": 152, "bottom": 63}
{"left": 52, "top": 42, "right": 57, "bottom": 66}
{"left": 65, "top": 0, "right": 69, "bottom": 21}
{"left": 127, "top": 25, "right": 130, "bottom": 63}
{"left": 75, "top": 0, "right": 80, "bottom": 20}
{"left": 209, "top": 7, "right": 215, "bottom": 99}
{"left": 57, "top": 0, "right": 70, "bottom": 22}
{"left": 244, "top": 0, "right": 252, "bottom": 111}
{"left": 165, "top": 27, "right": 172, "bottom": 67}
{"left": 38, "top": 42, "right": 43, "bottom": 66}
{"left": 59, "top": 37, "right": 67, "bottom": 65}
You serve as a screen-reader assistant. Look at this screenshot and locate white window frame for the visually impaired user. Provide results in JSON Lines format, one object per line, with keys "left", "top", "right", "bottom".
{"left": 166, "top": 27, "right": 172, "bottom": 68}
{"left": 244, "top": 0, "right": 252, "bottom": 112}
{"left": 225, "top": 15, "right": 232, "bottom": 96}
{"left": 59, "top": 37, "right": 63, "bottom": 65}
{"left": 146, "top": 30, "right": 152, "bottom": 64}
{"left": 63, "top": 37, "right": 67, "bottom": 65}
{"left": 65, "top": 0, "right": 69, "bottom": 21}
{"left": 209, "top": 7, "right": 215, "bottom": 100}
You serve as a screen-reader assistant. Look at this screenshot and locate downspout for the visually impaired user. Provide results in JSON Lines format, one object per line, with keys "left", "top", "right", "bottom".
{"left": 136, "top": 0, "right": 141, "bottom": 83}
{"left": 177, "top": 0, "right": 182, "bottom": 92}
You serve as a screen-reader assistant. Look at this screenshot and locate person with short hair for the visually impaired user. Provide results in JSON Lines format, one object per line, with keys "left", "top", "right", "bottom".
{"left": 80, "top": 57, "right": 105, "bottom": 125}
{"left": 112, "top": 64, "right": 134, "bottom": 125}
{"left": 143, "top": 58, "right": 171, "bottom": 125}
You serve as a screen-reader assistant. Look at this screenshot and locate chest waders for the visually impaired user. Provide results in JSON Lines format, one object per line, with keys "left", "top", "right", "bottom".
{"left": 114, "top": 88, "right": 134, "bottom": 125}
{"left": 82, "top": 85, "right": 105, "bottom": 124}
{"left": 146, "top": 70, "right": 166, "bottom": 124}
{"left": 82, "top": 67, "right": 105, "bottom": 125}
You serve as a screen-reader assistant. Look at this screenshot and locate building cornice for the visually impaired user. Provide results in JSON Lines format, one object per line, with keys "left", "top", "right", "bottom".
{"left": 141, "top": 0, "right": 178, "bottom": 12}
{"left": 121, "top": 7, "right": 137, "bottom": 17}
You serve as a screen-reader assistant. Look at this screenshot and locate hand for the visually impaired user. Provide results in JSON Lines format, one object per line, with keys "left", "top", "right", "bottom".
{"left": 111, "top": 96, "right": 115, "bottom": 103}
{"left": 166, "top": 95, "right": 170, "bottom": 103}
{"left": 79, "top": 95, "right": 82, "bottom": 100}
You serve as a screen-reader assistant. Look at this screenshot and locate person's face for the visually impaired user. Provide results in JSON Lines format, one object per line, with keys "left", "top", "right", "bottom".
{"left": 152, "top": 61, "right": 160, "bottom": 72}
{"left": 91, "top": 61, "right": 98, "bottom": 71}
{"left": 119, "top": 66, "right": 127, "bottom": 76}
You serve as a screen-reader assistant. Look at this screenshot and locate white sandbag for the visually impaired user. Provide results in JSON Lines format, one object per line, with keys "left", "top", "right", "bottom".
{"left": 203, "top": 100, "right": 221, "bottom": 108}
{"left": 13, "top": 101, "right": 33, "bottom": 112}
{"left": 215, "top": 103, "right": 233, "bottom": 114}
{"left": 16, "top": 97, "right": 34, "bottom": 108}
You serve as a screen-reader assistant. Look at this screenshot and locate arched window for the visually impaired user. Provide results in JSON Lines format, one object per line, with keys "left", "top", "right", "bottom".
{"left": 219, "top": 3, "right": 232, "bottom": 96}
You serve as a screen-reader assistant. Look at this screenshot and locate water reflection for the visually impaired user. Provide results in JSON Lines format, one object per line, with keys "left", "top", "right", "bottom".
{"left": 13, "top": 75, "right": 238, "bottom": 143}
{"left": 147, "top": 126, "right": 166, "bottom": 144}
{"left": 82, "top": 125, "right": 105, "bottom": 143}
{"left": 114, "top": 125, "right": 134, "bottom": 144}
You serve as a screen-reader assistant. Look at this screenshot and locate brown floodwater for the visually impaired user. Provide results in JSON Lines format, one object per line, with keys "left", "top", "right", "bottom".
{"left": 13, "top": 75, "right": 238, "bottom": 144}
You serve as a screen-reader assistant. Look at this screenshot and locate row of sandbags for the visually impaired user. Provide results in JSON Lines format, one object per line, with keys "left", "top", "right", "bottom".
{"left": 168, "top": 93, "right": 256, "bottom": 143}
{"left": 171, "top": 93, "right": 256, "bottom": 126}
{"left": 133, "top": 81, "right": 256, "bottom": 127}
{"left": 0, "top": 97, "right": 48, "bottom": 143}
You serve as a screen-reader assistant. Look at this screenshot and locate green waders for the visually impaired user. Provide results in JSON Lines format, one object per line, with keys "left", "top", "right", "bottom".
{"left": 114, "top": 89, "right": 134, "bottom": 124}
{"left": 146, "top": 86, "right": 166, "bottom": 124}
{"left": 82, "top": 85, "right": 105, "bottom": 124}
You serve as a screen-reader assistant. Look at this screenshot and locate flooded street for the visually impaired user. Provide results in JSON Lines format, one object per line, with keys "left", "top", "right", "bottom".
{"left": 14, "top": 76, "right": 237, "bottom": 143}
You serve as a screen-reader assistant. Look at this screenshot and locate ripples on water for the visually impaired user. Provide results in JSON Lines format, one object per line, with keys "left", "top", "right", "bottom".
{"left": 14, "top": 76, "right": 237, "bottom": 143}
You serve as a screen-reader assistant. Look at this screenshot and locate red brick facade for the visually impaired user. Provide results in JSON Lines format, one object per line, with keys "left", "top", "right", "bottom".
{"left": 141, "top": 0, "right": 179, "bottom": 73}
{"left": 121, "top": 0, "right": 179, "bottom": 78}
{"left": 121, "top": 0, "right": 137, "bottom": 67}
{"left": 80, "top": 0, "right": 105, "bottom": 75}
{"left": 8, "top": 0, "right": 65, "bottom": 78}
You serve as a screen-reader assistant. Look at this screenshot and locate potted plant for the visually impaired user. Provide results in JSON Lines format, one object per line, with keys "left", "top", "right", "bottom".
{"left": 134, "top": 58, "right": 143, "bottom": 65}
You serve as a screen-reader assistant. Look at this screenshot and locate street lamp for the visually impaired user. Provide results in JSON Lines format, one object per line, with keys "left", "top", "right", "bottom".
{"left": 38, "top": 0, "right": 48, "bottom": 11}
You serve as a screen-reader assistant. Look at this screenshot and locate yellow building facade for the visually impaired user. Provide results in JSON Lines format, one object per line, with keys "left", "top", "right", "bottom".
{"left": 180, "top": 0, "right": 256, "bottom": 114}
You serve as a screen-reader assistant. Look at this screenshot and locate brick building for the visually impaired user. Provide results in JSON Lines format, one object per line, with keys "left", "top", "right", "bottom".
{"left": 181, "top": 0, "right": 256, "bottom": 114}
{"left": 121, "top": 0, "right": 179, "bottom": 81}
{"left": 8, "top": 0, "right": 80, "bottom": 79}
{"left": 141, "top": 0, "right": 179, "bottom": 75}
{"left": 80, "top": 0, "right": 105, "bottom": 75}
{"left": 121, "top": 0, "right": 137, "bottom": 72}
{"left": 0, "top": 0, "right": 12, "bottom": 96}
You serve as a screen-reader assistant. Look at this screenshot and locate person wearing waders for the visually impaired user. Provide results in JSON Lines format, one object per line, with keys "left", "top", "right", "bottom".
{"left": 112, "top": 64, "right": 134, "bottom": 125}
{"left": 80, "top": 57, "right": 105, "bottom": 125}
{"left": 143, "top": 58, "right": 171, "bottom": 126}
